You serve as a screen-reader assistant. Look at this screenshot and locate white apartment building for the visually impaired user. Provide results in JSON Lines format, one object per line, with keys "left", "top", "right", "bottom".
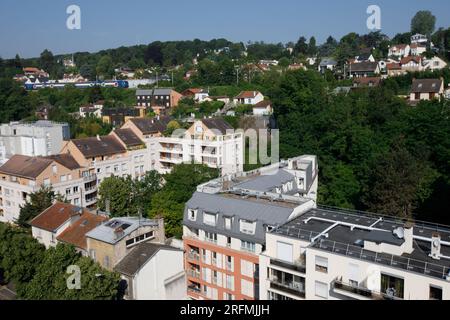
{"left": 0, "top": 121, "right": 70, "bottom": 164}
{"left": 123, "top": 117, "right": 244, "bottom": 176}
{"left": 0, "top": 154, "right": 92, "bottom": 223}
{"left": 260, "top": 207, "right": 450, "bottom": 301}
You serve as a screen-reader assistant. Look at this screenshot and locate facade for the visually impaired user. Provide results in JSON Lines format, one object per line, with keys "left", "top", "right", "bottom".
{"left": 423, "top": 57, "right": 448, "bottom": 71}
{"left": 410, "top": 44, "right": 427, "bottom": 56}
{"left": 388, "top": 44, "right": 410, "bottom": 58}
{"left": 79, "top": 103, "right": 104, "bottom": 118}
{"left": 348, "top": 62, "right": 381, "bottom": 78}
{"left": 411, "top": 33, "right": 428, "bottom": 45}
{"left": 386, "top": 63, "right": 406, "bottom": 77}
{"left": 0, "top": 154, "right": 88, "bottom": 223}
{"left": 114, "top": 243, "right": 186, "bottom": 300}
{"left": 101, "top": 108, "right": 144, "bottom": 127}
{"left": 400, "top": 56, "right": 423, "bottom": 72}
{"left": 233, "top": 91, "right": 264, "bottom": 105}
{"left": 136, "top": 88, "right": 183, "bottom": 115}
{"left": 0, "top": 121, "right": 70, "bottom": 164}
{"left": 252, "top": 101, "right": 273, "bottom": 116}
{"left": 318, "top": 58, "right": 337, "bottom": 74}
{"left": 260, "top": 206, "right": 450, "bottom": 300}
{"left": 182, "top": 88, "right": 210, "bottom": 103}
{"left": 183, "top": 155, "right": 319, "bottom": 300}
{"left": 352, "top": 77, "right": 381, "bottom": 88}
{"left": 410, "top": 78, "right": 444, "bottom": 103}
{"left": 85, "top": 217, "right": 165, "bottom": 270}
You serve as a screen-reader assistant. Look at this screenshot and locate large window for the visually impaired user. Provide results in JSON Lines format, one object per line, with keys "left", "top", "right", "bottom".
{"left": 205, "top": 232, "right": 217, "bottom": 243}
{"left": 203, "top": 213, "right": 216, "bottom": 226}
{"left": 276, "top": 241, "right": 293, "bottom": 263}
{"left": 241, "top": 240, "right": 256, "bottom": 253}
{"left": 429, "top": 286, "right": 442, "bottom": 300}
{"left": 315, "top": 281, "right": 328, "bottom": 299}
{"left": 315, "top": 256, "right": 328, "bottom": 273}
{"left": 240, "top": 220, "right": 256, "bottom": 235}
{"left": 381, "top": 274, "right": 404, "bottom": 299}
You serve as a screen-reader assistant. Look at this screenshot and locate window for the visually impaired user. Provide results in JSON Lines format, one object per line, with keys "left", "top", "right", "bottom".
{"left": 65, "top": 188, "right": 71, "bottom": 196}
{"left": 240, "top": 219, "right": 256, "bottom": 235}
{"left": 73, "top": 198, "right": 80, "bottom": 205}
{"left": 429, "top": 286, "right": 442, "bottom": 300}
{"left": 241, "top": 240, "right": 256, "bottom": 253}
{"left": 60, "top": 175, "right": 67, "bottom": 182}
{"left": 276, "top": 242, "right": 293, "bottom": 263}
{"left": 227, "top": 236, "right": 231, "bottom": 247}
{"left": 203, "top": 213, "right": 216, "bottom": 226}
{"left": 104, "top": 256, "right": 110, "bottom": 268}
{"left": 43, "top": 178, "right": 50, "bottom": 186}
{"left": 89, "top": 249, "right": 96, "bottom": 260}
{"left": 315, "top": 281, "right": 328, "bottom": 299}
{"left": 241, "top": 260, "right": 254, "bottom": 278}
{"left": 348, "top": 263, "right": 360, "bottom": 285}
{"left": 241, "top": 279, "right": 254, "bottom": 298}
{"left": 73, "top": 186, "right": 79, "bottom": 193}
{"left": 224, "top": 217, "right": 232, "bottom": 230}
{"left": 315, "top": 256, "right": 328, "bottom": 273}
{"left": 52, "top": 165, "right": 57, "bottom": 174}
{"left": 226, "top": 275, "right": 234, "bottom": 290}
{"left": 224, "top": 293, "right": 234, "bottom": 300}
{"left": 188, "top": 209, "right": 197, "bottom": 221}
{"left": 381, "top": 274, "right": 404, "bottom": 299}
{"left": 205, "top": 232, "right": 217, "bottom": 243}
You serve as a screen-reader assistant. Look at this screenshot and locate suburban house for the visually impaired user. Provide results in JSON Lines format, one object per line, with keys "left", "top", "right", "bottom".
{"left": 386, "top": 63, "right": 406, "bottom": 77}
{"left": 136, "top": 88, "right": 183, "bottom": 115}
{"left": 0, "top": 154, "right": 89, "bottom": 223}
{"left": 352, "top": 77, "right": 382, "bottom": 88}
{"left": 288, "top": 63, "right": 307, "bottom": 71}
{"left": 423, "top": 56, "right": 448, "bottom": 71}
{"left": 252, "top": 100, "right": 273, "bottom": 116}
{"left": 233, "top": 91, "right": 264, "bottom": 105}
{"left": 114, "top": 242, "right": 186, "bottom": 300}
{"left": 409, "top": 78, "right": 445, "bottom": 104}
{"left": 401, "top": 56, "right": 424, "bottom": 72}
{"left": 79, "top": 103, "right": 103, "bottom": 119}
{"left": 183, "top": 155, "right": 318, "bottom": 300}
{"left": 30, "top": 201, "right": 106, "bottom": 252}
{"left": 410, "top": 43, "right": 427, "bottom": 56}
{"left": 354, "top": 53, "right": 375, "bottom": 63}
{"left": 411, "top": 33, "right": 428, "bottom": 45}
{"left": 318, "top": 58, "right": 337, "bottom": 74}
{"left": 348, "top": 62, "right": 381, "bottom": 78}
{"left": 260, "top": 206, "right": 450, "bottom": 300}
{"left": 85, "top": 217, "right": 166, "bottom": 270}
{"left": 181, "top": 88, "right": 210, "bottom": 103}
{"left": 388, "top": 44, "right": 410, "bottom": 58}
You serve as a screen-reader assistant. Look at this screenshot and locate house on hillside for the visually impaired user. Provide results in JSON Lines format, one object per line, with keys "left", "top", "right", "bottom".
{"left": 400, "top": 56, "right": 424, "bottom": 72}
{"left": 409, "top": 78, "right": 444, "bottom": 105}
{"left": 388, "top": 44, "right": 411, "bottom": 58}
{"left": 252, "top": 100, "right": 273, "bottom": 116}
{"left": 233, "top": 91, "right": 264, "bottom": 105}
{"left": 318, "top": 58, "right": 337, "bottom": 74}
{"left": 347, "top": 62, "right": 381, "bottom": 78}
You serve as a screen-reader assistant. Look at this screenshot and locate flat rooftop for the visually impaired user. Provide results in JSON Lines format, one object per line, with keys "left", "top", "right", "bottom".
{"left": 273, "top": 206, "right": 450, "bottom": 280}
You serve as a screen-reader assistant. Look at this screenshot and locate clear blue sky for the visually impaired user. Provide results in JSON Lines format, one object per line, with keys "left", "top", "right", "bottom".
{"left": 1, "top": 0, "right": 450, "bottom": 58}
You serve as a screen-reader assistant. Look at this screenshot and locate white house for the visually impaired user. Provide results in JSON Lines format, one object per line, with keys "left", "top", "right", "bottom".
{"left": 233, "top": 91, "right": 264, "bottom": 105}
{"left": 410, "top": 44, "right": 427, "bottom": 56}
{"left": 388, "top": 44, "right": 410, "bottom": 58}
{"left": 411, "top": 33, "right": 428, "bottom": 45}
{"left": 79, "top": 103, "right": 104, "bottom": 118}
{"left": 114, "top": 242, "right": 186, "bottom": 300}
{"left": 423, "top": 56, "right": 448, "bottom": 71}
{"left": 318, "top": 58, "right": 337, "bottom": 74}
{"left": 400, "top": 56, "right": 424, "bottom": 72}
{"left": 252, "top": 100, "right": 273, "bottom": 116}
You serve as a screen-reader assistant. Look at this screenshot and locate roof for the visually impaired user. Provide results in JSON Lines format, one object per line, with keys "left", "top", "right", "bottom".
{"left": 411, "top": 78, "right": 443, "bottom": 93}
{"left": 57, "top": 212, "right": 107, "bottom": 250}
{"left": 201, "top": 118, "right": 233, "bottom": 135}
{"left": 234, "top": 91, "right": 262, "bottom": 99}
{"left": 128, "top": 117, "right": 171, "bottom": 135}
{"left": 349, "top": 62, "right": 379, "bottom": 72}
{"left": 356, "top": 53, "right": 373, "bottom": 61}
{"left": 387, "top": 63, "right": 402, "bottom": 70}
{"left": 253, "top": 100, "right": 272, "bottom": 109}
{"left": 400, "top": 56, "right": 422, "bottom": 65}
{"left": 184, "top": 192, "right": 301, "bottom": 244}
{"left": 113, "top": 128, "right": 145, "bottom": 148}
{"left": 136, "top": 88, "right": 174, "bottom": 96}
{"left": 353, "top": 77, "right": 381, "bottom": 87}
{"left": 182, "top": 88, "right": 205, "bottom": 95}
{"left": 30, "top": 202, "right": 85, "bottom": 232}
{"left": 44, "top": 154, "right": 82, "bottom": 170}
{"left": 391, "top": 44, "right": 409, "bottom": 49}
{"left": 86, "top": 217, "right": 159, "bottom": 245}
{"left": 234, "top": 169, "right": 295, "bottom": 193}
{"left": 114, "top": 243, "right": 181, "bottom": 276}
{"left": 0, "top": 155, "right": 53, "bottom": 179}
{"left": 71, "top": 135, "right": 126, "bottom": 158}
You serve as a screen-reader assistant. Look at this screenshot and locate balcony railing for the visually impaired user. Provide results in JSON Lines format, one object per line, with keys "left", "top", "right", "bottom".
{"left": 332, "top": 279, "right": 403, "bottom": 300}
{"left": 186, "top": 270, "right": 200, "bottom": 279}
{"left": 270, "top": 258, "right": 306, "bottom": 274}
{"left": 269, "top": 279, "right": 305, "bottom": 298}
{"left": 187, "top": 286, "right": 201, "bottom": 294}
{"left": 187, "top": 252, "right": 200, "bottom": 262}
{"left": 83, "top": 174, "right": 97, "bottom": 182}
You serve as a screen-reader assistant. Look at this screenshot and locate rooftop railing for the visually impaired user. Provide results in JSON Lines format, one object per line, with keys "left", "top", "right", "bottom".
{"left": 332, "top": 278, "right": 403, "bottom": 300}
{"left": 312, "top": 238, "right": 450, "bottom": 281}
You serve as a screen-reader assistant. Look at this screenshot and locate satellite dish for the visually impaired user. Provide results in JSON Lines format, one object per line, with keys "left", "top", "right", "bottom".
{"left": 393, "top": 227, "right": 405, "bottom": 239}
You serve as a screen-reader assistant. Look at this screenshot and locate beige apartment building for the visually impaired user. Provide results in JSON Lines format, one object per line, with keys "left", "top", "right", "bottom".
{"left": 0, "top": 154, "right": 90, "bottom": 223}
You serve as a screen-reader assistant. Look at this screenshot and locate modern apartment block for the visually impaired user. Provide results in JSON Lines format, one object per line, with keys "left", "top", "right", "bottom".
{"left": 0, "top": 120, "right": 70, "bottom": 164}
{"left": 123, "top": 117, "right": 244, "bottom": 176}
{"left": 182, "top": 155, "right": 318, "bottom": 300}
{"left": 136, "top": 88, "right": 183, "bottom": 115}
{"left": 259, "top": 206, "right": 450, "bottom": 300}
{"left": 0, "top": 154, "right": 91, "bottom": 223}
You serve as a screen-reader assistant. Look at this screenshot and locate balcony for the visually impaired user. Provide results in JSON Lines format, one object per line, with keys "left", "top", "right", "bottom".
{"left": 83, "top": 174, "right": 97, "bottom": 183}
{"left": 84, "top": 186, "right": 97, "bottom": 194}
{"left": 85, "top": 198, "right": 97, "bottom": 206}
{"left": 269, "top": 279, "right": 305, "bottom": 298}
{"left": 331, "top": 279, "right": 403, "bottom": 300}
{"left": 270, "top": 258, "right": 306, "bottom": 274}
{"left": 187, "top": 285, "right": 202, "bottom": 294}
{"left": 186, "top": 269, "right": 200, "bottom": 279}
{"left": 187, "top": 252, "right": 200, "bottom": 262}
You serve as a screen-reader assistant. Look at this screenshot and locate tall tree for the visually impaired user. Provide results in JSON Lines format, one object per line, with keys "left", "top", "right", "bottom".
{"left": 294, "top": 36, "right": 308, "bottom": 55}
{"left": 17, "top": 186, "right": 59, "bottom": 227}
{"left": 97, "top": 176, "right": 135, "bottom": 217}
{"left": 39, "top": 49, "right": 56, "bottom": 73}
{"left": 411, "top": 10, "right": 436, "bottom": 36}
{"left": 307, "top": 37, "right": 317, "bottom": 56}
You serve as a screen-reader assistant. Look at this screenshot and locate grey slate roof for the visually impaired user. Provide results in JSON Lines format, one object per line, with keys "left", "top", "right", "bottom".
{"left": 411, "top": 78, "right": 443, "bottom": 93}
{"left": 184, "top": 192, "right": 298, "bottom": 244}
{"left": 136, "top": 88, "right": 173, "bottom": 96}
{"left": 114, "top": 242, "right": 181, "bottom": 276}
{"left": 129, "top": 116, "right": 171, "bottom": 135}
{"left": 86, "top": 217, "right": 158, "bottom": 244}
{"left": 234, "top": 169, "right": 294, "bottom": 193}
{"left": 202, "top": 118, "right": 234, "bottom": 135}
{"left": 349, "top": 62, "right": 379, "bottom": 73}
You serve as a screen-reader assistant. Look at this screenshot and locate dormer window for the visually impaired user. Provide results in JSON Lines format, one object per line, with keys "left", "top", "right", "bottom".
{"left": 224, "top": 217, "right": 232, "bottom": 230}
{"left": 188, "top": 209, "right": 197, "bottom": 221}
{"left": 240, "top": 220, "right": 256, "bottom": 235}
{"left": 203, "top": 213, "right": 216, "bottom": 226}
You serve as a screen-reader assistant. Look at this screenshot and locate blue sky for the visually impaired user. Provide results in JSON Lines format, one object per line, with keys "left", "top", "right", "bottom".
{"left": 1, "top": 0, "right": 450, "bottom": 58}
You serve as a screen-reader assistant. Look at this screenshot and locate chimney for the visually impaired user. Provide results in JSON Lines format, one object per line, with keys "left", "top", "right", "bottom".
{"left": 402, "top": 221, "right": 414, "bottom": 254}
{"left": 430, "top": 233, "right": 441, "bottom": 260}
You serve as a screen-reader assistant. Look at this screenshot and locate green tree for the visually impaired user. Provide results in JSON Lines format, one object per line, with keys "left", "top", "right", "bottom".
{"left": 17, "top": 186, "right": 59, "bottom": 227}
{"left": 97, "top": 176, "right": 135, "bottom": 217}
{"left": 411, "top": 11, "right": 436, "bottom": 36}
{"left": 96, "top": 56, "right": 114, "bottom": 79}
{"left": 294, "top": 36, "right": 308, "bottom": 55}
{"left": 307, "top": 37, "right": 317, "bottom": 56}
{"left": 278, "top": 57, "right": 290, "bottom": 71}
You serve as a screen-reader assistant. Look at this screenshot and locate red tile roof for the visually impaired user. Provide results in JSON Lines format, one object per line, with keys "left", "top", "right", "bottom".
{"left": 234, "top": 91, "right": 262, "bottom": 99}
{"left": 30, "top": 202, "right": 85, "bottom": 232}
{"left": 253, "top": 100, "right": 272, "bottom": 109}
{"left": 387, "top": 63, "right": 402, "bottom": 70}
{"left": 57, "top": 212, "right": 107, "bottom": 250}
{"left": 400, "top": 56, "right": 422, "bottom": 65}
